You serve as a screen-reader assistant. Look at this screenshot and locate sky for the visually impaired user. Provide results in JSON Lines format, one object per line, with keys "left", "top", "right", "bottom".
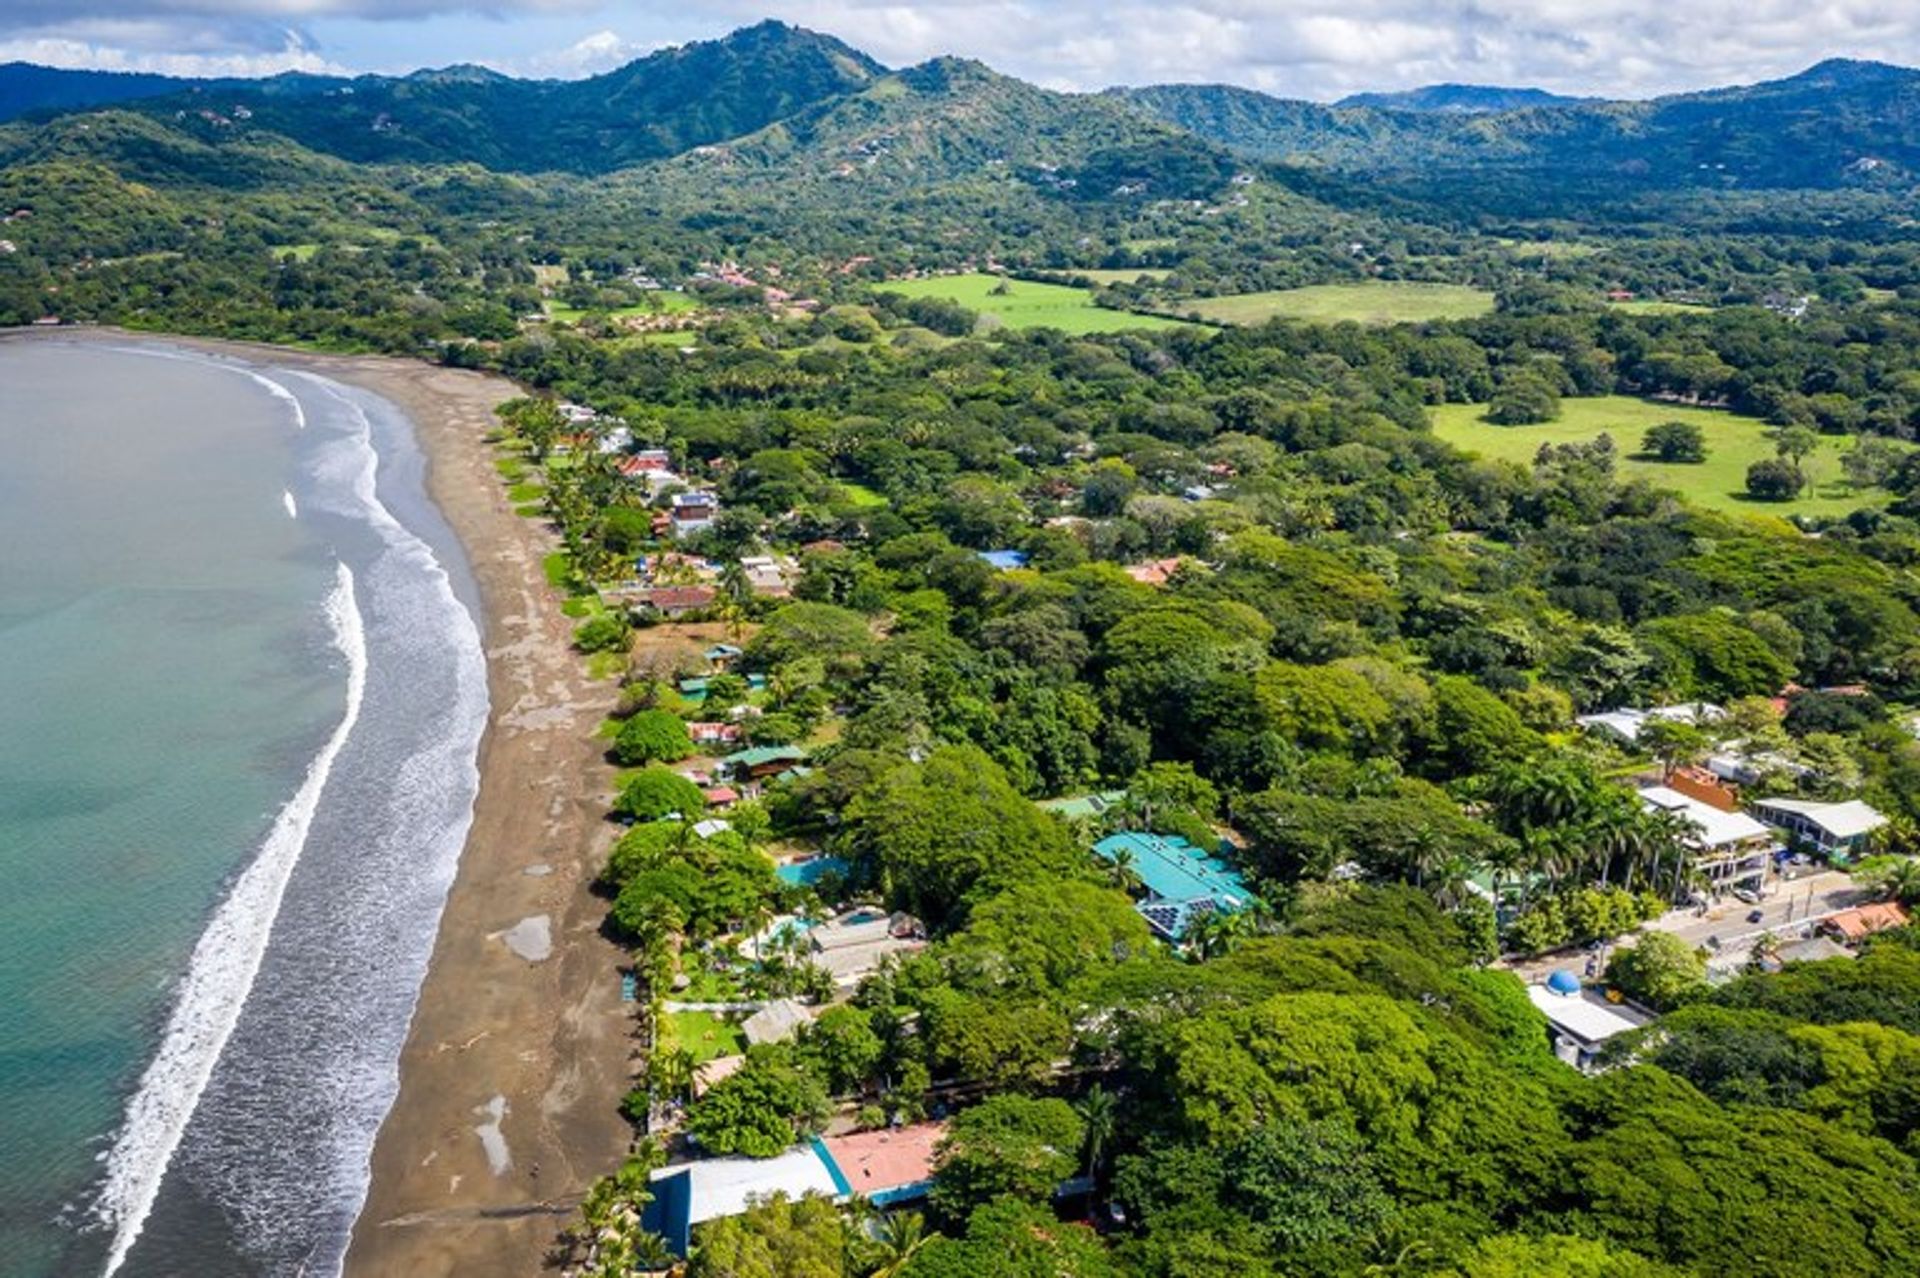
{"left": 0, "top": 1, "right": 1915, "bottom": 101}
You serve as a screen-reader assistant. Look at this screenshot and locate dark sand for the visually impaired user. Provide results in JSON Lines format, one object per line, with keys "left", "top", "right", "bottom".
{"left": 66, "top": 333, "right": 633, "bottom": 1277}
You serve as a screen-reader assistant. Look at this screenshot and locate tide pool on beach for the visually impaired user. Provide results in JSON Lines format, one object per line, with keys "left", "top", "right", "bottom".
{"left": 0, "top": 336, "right": 487, "bottom": 1277}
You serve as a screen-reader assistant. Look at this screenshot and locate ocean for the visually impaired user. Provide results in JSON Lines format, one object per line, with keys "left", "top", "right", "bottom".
{"left": 0, "top": 336, "right": 489, "bottom": 1277}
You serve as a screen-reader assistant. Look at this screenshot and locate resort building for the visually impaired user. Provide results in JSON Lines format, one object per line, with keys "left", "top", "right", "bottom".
{"left": 1748, "top": 797, "right": 1886, "bottom": 863}
{"left": 1092, "top": 831, "right": 1253, "bottom": 942}
{"left": 1527, "top": 971, "right": 1650, "bottom": 1072}
{"left": 644, "top": 1124, "right": 944, "bottom": 1256}
{"left": 1636, "top": 785, "right": 1777, "bottom": 895}
{"left": 976, "top": 549, "right": 1030, "bottom": 571}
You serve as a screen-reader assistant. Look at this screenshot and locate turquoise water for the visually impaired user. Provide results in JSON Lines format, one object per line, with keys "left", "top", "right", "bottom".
{"left": 0, "top": 340, "right": 340, "bottom": 1274}
{"left": 0, "top": 337, "right": 488, "bottom": 1277}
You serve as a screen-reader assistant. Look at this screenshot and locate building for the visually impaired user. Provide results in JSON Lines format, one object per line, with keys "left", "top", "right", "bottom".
{"left": 738, "top": 555, "right": 797, "bottom": 598}
{"left": 671, "top": 491, "right": 721, "bottom": 539}
{"left": 1527, "top": 971, "right": 1650, "bottom": 1072}
{"left": 1093, "top": 831, "right": 1252, "bottom": 942}
{"left": 705, "top": 643, "right": 744, "bottom": 669}
{"left": 1748, "top": 797, "right": 1886, "bottom": 863}
{"left": 1576, "top": 703, "right": 1724, "bottom": 747}
{"left": 1039, "top": 790, "right": 1128, "bottom": 821}
{"left": 976, "top": 549, "right": 1029, "bottom": 571}
{"left": 1822, "top": 902, "right": 1911, "bottom": 944}
{"left": 1637, "top": 785, "right": 1777, "bottom": 894}
{"left": 1124, "top": 557, "right": 1188, "bottom": 587}
{"left": 721, "top": 745, "right": 808, "bottom": 782}
{"left": 741, "top": 998, "right": 812, "bottom": 1047}
{"left": 807, "top": 907, "right": 925, "bottom": 987}
{"left": 636, "top": 586, "right": 717, "bottom": 618}
{"left": 643, "top": 1124, "right": 945, "bottom": 1256}
{"left": 688, "top": 721, "right": 744, "bottom": 747}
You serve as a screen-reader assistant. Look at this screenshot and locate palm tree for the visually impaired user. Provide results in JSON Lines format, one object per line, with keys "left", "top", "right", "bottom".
{"left": 1106, "top": 847, "right": 1144, "bottom": 894}
{"left": 1879, "top": 858, "right": 1920, "bottom": 907}
{"left": 1076, "top": 1085, "right": 1118, "bottom": 1185}
{"left": 865, "top": 1211, "right": 931, "bottom": 1278}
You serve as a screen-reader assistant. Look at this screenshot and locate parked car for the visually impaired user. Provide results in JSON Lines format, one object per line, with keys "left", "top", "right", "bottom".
{"left": 1733, "top": 887, "right": 1764, "bottom": 905}
{"left": 1747, "top": 909, "right": 1766, "bottom": 924}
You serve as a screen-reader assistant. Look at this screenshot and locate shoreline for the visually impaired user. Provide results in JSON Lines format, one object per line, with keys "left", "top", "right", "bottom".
{"left": 43, "top": 330, "right": 633, "bottom": 1277}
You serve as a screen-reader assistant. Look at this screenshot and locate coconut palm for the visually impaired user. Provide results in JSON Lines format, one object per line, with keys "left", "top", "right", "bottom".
{"left": 1076, "top": 1084, "right": 1118, "bottom": 1184}
{"left": 1879, "top": 858, "right": 1920, "bottom": 907}
{"left": 865, "top": 1211, "right": 931, "bottom": 1278}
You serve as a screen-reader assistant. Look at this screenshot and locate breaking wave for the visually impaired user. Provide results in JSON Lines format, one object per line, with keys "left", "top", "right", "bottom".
{"left": 94, "top": 562, "right": 366, "bottom": 1277}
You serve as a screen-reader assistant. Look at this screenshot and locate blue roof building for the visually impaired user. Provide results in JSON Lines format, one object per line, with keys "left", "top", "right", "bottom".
{"left": 977, "top": 549, "right": 1030, "bottom": 571}
{"left": 1093, "top": 831, "right": 1253, "bottom": 941}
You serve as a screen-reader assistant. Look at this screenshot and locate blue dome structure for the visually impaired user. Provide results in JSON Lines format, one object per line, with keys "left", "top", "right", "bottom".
{"left": 1546, "top": 969, "right": 1582, "bottom": 996}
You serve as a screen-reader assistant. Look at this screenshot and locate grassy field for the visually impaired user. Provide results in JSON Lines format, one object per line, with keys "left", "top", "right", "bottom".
{"left": 1608, "top": 300, "right": 1714, "bottom": 316}
{"left": 1430, "top": 396, "right": 1877, "bottom": 518}
{"left": 880, "top": 273, "right": 1198, "bottom": 334}
{"left": 665, "top": 1009, "right": 746, "bottom": 1066}
{"left": 548, "top": 293, "right": 699, "bottom": 324}
{"left": 835, "top": 480, "right": 888, "bottom": 508}
{"left": 1181, "top": 282, "right": 1495, "bottom": 327}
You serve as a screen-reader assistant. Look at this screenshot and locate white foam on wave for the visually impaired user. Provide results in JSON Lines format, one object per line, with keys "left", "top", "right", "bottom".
{"left": 95, "top": 341, "right": 307, "bottom": 431}
{"left": 243, "top": 369, "right": 307, "bottom": 430}
{"left": 95, "top": 561, "right": 367, "bottom": 1278}
{"left": 283, "top": 489, "right": 298, "bottom": 519}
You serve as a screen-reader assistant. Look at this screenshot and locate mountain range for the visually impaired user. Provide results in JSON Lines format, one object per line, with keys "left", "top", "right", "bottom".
{"left": 2, "top": 25, "right": 1919, "bottom": 196}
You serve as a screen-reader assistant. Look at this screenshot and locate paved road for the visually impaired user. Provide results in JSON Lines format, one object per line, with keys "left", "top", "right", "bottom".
{"left": 1502, "top": 869, "right": 1870, "bottom": 984}
{"left": 1648, "top": 869, "right": 1869, "bottom": 972}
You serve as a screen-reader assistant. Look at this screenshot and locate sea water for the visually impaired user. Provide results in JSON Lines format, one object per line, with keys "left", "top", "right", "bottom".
{"left": 0, "top": 337, "right": 488, "bottom": 1277}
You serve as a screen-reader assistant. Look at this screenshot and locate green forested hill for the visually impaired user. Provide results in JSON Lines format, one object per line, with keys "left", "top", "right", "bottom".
{"left": 118, "top": 21, "right": 883, "bottom": 175}
{"left": 1117, "top": 58, "right": 1920, "bottom": 190}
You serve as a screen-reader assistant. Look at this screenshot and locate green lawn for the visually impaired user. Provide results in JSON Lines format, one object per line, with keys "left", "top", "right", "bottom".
{"left": 1608, "top": 300, "right": 1714, "bottom": 316}
{"left": 835, "top": 480, "right": 888, "bottom": 509}
{"left": 1182, "top": 282, "right": 1495, "bottom": 326}
{"left": 879, "top": 273, "right": 1199, "bottom": 334}
{"left": 549, "top": 293, "right": 700, "bottom": 324}
{"left": 665, "top": 1009, "right": 746, "bottom": 1066}
{"left": 1430, "top": 396, "right": 1880, "bottom": 518}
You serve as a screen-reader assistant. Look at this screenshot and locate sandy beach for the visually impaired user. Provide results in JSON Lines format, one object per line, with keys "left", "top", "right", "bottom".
{"left": 93, "top": 333, "right": 634, "bottom": 1276}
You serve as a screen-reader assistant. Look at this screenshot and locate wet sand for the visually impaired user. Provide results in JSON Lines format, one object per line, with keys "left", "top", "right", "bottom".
{"left": 80, "top": 333, "right": 633, "bottom": 1277}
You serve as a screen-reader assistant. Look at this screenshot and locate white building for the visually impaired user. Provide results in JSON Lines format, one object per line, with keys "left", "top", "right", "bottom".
{"left": 1528, "top": 975, "right": 1650, "bottom": 1072}
{"left": 1638, "top": 785, "right": 1777, "bottom": 893}
{"left": 1576, "top": 703, "right": 1724, "bottom": 747}
{"left": 1748, "top": 797, "right": 1886, "bottom": 863}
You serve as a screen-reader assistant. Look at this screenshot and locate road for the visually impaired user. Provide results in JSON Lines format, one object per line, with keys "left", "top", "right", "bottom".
{"left": 1500, "top": 868, "right": 1870, "bottom": 985}
{"left": 1647, "top": 869, "right": 1868, "bottom": 972}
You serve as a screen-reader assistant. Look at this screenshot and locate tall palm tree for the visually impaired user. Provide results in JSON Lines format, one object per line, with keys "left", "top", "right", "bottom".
{"left": 1076, "top": 1085, "right": 1118, "bottom": 1185}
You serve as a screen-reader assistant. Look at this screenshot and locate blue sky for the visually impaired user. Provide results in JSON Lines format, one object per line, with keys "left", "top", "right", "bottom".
{"left": 2, "top": 2, "right": 1916, "bottom": 101}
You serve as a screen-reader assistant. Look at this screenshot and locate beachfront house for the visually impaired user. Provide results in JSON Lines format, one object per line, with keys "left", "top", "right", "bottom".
{"left": 1636, "top": 785, "right": 1777, "bottom": 896}
{"left": 644, "top": 1124, "right": 945, "bottom": 1257}
{"left": 1748, "top": 797, "right": 1886, "bottom": 864}
{"left": 1093, "top": 830, "right": 1253, "bottom": 942}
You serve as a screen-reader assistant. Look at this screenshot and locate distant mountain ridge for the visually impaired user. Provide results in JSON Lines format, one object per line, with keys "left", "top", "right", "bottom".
{"left": 1116, "top": 58, "right": 1920, "bottom": 189}
{"left": 1335, "top": 84, "right": 1586, "bottom": 113}
{"left": 2, "top": 33, "right": 1918, "bottom": 192}
{"left": 0, "top": 63, "right": 207, "bottom": 121}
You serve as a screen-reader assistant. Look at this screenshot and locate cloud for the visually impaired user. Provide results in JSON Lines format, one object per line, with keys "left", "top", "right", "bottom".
{"left": 4, "top": 1, "right": 1920, "bottom": 97}
{"left": 493, "top": 28, "right": 660, "bottom": 78}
